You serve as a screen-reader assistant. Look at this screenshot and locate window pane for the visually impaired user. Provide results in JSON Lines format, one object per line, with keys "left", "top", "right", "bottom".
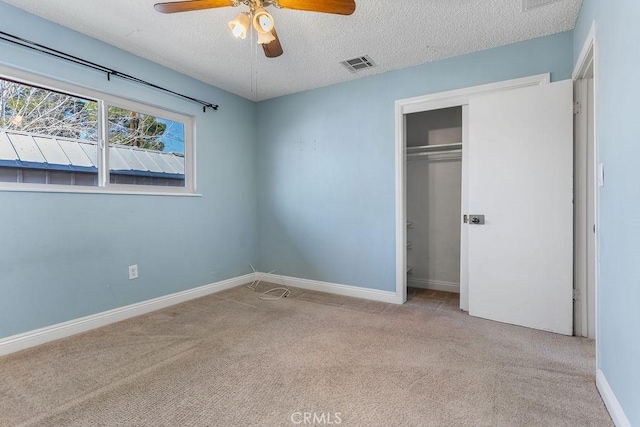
{"left": 74, "top": 172, "right": 98, "bottom": 186}
{"left": 22, "top": 169, "right": 47, "bottom": 184}
{"left": 107, "top": 106, "right": 185, "bottom": 187}
{"left": 0, "top": 168, "right": 17, "bottom": 182}
{"left": 0, "top": 77, "right": 99, "bottom": 186}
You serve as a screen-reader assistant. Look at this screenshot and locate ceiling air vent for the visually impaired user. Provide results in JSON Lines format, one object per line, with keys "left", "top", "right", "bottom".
{"left": 522, "top": 0, "right": 564, "bottom": 11}
{"left": 340, "top": 55, "right": 375, "bottom": 73}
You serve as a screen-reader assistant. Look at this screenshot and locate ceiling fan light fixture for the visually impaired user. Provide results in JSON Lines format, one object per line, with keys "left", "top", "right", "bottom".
{"left": 154, "top": 0, "right": 357, "bottom": 59}
{"left": 228, "top": 12, "right": 251, "bottom": 39}
{"left": 253, "top": 8, "right": 275, "bottom": 34}
{"left": 257, "top": 30, "right": 276, "bottom": 45}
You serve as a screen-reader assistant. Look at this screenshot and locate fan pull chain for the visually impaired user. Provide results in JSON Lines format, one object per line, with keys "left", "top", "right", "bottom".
{"left": 249, "top": 21, "right": 258, "bottom": 101}
{"left": 252, "top": 23, "right": 259, "bottom": 102}
{"left": 250, "top": 23, "right": 254, "bottom": 96}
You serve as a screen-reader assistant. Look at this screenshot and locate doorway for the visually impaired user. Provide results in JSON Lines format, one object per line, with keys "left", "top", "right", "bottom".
{"left": 395, "top": 74, "right": 575, "bottom": 336}
{"left": 395, "top": 74, "right": 552, "bottom": 308}
{"left": 405, "top": 107, "right": 463, "bottom": 295}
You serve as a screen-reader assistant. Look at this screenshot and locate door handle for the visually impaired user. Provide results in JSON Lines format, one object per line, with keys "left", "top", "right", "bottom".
{"left": 467, "top": 214, "right": 485, "bottom": 225}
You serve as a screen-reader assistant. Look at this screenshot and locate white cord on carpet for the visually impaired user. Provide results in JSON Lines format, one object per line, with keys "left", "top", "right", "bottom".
{"left": 248, "top": 264, "right": 292, "bottom": 301}
{"left": 247, "top": 264, "right": 273, "bottom": 290}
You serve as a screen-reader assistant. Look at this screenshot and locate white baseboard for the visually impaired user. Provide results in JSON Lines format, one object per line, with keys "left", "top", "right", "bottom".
{"left": 0, "top": 273, "right": 254, "bottom": 357}
{"left": 596, "top": 369, "right": 631, "bottom": 427}
{"left": 408, "top": 278, "right": 460, "bottom": 294}
{"left": 1, "top": 272, "right": 399, "bottom": 357}
{"left": 256, "top": 273, "right": 398, "bottom": 304}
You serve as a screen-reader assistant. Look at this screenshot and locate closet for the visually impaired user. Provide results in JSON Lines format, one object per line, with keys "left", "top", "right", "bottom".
{"left": 406, "top": 107, "right": 462, "bottom": 294}
{"left": 399, "top": 78, "right": 573, "bottom": 334}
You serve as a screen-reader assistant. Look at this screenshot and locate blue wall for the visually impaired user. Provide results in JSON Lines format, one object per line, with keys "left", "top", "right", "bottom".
{"left": 256, "top": 32, "right": 574, "bottom": 292}
{"left": 0, "top": 3, "right": 258, "bottom": 339}
{"left": 574, "top": 2, "right": 640, "bottom": 424}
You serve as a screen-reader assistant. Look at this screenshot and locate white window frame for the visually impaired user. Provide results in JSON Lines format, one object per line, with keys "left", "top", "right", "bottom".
{"left": 0, "top": 64, "right": 197, "bottom": 196}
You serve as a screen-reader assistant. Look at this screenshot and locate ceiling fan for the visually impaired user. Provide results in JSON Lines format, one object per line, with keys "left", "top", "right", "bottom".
{"left": 154, "top": 0, "right": 357, "bottom": 58}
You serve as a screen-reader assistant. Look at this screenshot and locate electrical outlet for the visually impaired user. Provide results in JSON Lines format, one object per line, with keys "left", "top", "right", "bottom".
{"left": 128, "top": 264, "right": 139, "bottom": 280}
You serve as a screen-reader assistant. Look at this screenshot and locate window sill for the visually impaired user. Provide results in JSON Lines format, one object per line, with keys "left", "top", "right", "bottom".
{"left": 0, "top": 185, "right": 202, "bottom": 197}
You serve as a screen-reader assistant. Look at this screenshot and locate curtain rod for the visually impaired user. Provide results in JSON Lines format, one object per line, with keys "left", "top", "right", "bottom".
{"left": 0, "top": 30, "right": 219, "bottom": 112}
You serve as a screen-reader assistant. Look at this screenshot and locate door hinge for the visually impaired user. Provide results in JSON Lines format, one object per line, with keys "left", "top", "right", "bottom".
{"left": 573, "top": 101, "right": 582, "bottom": 115}
{"left": 573, "top": 289, "right": 581, "bottom": 302}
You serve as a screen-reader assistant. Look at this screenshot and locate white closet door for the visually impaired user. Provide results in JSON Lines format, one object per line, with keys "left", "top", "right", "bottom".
{"left": 467, "top": 80, "right": 573, "bottom": 335}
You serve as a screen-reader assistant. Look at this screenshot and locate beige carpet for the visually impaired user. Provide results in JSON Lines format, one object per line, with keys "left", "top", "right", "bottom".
{"left": 0, "top": 285, "right": 612, "bottom": 426}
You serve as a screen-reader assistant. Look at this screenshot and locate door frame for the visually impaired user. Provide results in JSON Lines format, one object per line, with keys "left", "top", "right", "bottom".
{"left": 394, "top": 74, "right": 551, "bottom": 305}
{"left": 572, "top": 21, "right": 598, "bottom": 343}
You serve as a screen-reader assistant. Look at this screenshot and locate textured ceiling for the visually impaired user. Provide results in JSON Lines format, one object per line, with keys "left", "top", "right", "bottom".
{"left": 1, "top": 0, "right": 582, "bottom": 101}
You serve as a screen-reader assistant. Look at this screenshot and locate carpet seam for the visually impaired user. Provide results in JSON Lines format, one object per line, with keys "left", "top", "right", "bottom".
{"left": 17, "top": 344, "right": 202, "bottom": 427}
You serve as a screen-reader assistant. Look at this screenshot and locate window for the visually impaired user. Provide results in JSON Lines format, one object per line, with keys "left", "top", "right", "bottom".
{"left": 0, "top": 70, "right": 194, "bottom": 194}
{"left": 107, "top": 106, "right": 187, "bottom": 187}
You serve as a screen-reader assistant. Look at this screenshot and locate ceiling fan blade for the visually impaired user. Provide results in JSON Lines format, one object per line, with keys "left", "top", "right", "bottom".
{"left": 276, "top": 0, "right": 355, "bottom": 15}
{"left": 262, "top": 28, "right": 284, "bottom": 58}
{"left": 154, "top": 0, "right": 234, "bottom": 14}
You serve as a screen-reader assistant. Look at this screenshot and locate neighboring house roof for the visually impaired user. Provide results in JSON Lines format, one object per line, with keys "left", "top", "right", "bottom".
{"left": 0, "top": 129, "right": 185, "bottom": 179}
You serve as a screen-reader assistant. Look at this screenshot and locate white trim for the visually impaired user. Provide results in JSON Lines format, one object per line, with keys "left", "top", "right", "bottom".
{"left": 395, "top": 74, "right": 551, "bottom": 306}
{"left": 573, "top": 20, "right": 600, "bottom": 365}
{"left": 593, "top": 21, "right": 600, "bottom": 369}
{"left": 593, "top": 22, "right": 600, "bottom": 370}
{"left": 572, "top": 22, "right": 598, "bottom": 340}
{"left": 408, "top": 278, "right": 460, "bottom": 293}
{"left": 0, "top": 273, "right": 253, "bottom": 357}
{"left": 398, "top": 74, "right": 550, "bottom": 115}
{"left": 573, "top": 78, "right": 588, "bottom": 338}
{"left": 573, "top": 21, "right": 596, "bottom": 80}
{"left": 460, "top": 105, "right": 470, "bottom": 311}
{"left": 394, "top": 102, "right": 407, "bottom": 304}
{"left": 0, "top": 184, "right": 202, "bottom": 197}
{"left": 257, "top": 273, "right": 398, "bottom": 304}
{"left": 596, "top": 369, "right": 631, "bottom": 427}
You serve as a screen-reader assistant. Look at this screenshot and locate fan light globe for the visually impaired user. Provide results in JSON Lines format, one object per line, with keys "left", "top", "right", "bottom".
{"left": 257, "top": 31, "right": 276, "bottom": 45}
{"left": 228, "top": 12, "right": 250, "bottom": 39}
{"left": 253, "top": 8, "right": 275, "bottom": 34}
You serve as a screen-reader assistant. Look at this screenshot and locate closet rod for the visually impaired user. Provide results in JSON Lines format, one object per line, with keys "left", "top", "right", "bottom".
{"left": 407, "top": 142, "right": 462, "bottom": 152}
{"left": 407, "top": 150, "right": 462, "bottom": 158}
